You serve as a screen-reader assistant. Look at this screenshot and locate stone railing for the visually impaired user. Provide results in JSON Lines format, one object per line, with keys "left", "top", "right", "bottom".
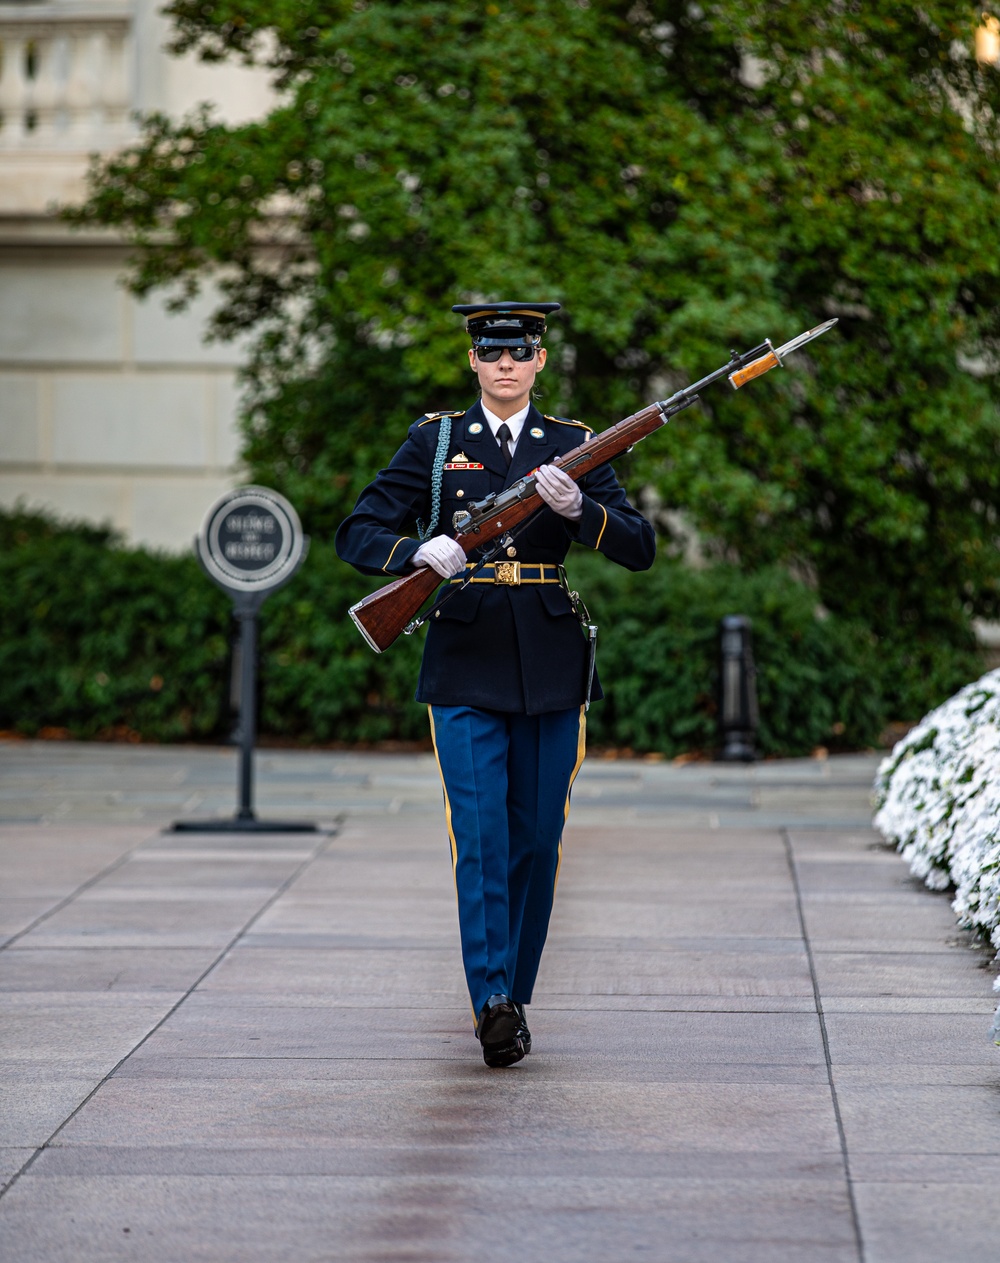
{"left": 0, "top": 1, "right": 132, "bottom": 151}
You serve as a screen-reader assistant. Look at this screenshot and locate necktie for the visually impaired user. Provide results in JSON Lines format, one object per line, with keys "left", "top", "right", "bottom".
{"left": 497, "top": 423, "right": 513, "bottom": 469}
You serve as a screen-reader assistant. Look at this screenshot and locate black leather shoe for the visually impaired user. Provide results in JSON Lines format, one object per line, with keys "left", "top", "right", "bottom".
{"left": 514, "top": 1002, "right": 531, "bottom": 1054}
{"left": 477, "top": 994, "right": 525, "bottom": 1067}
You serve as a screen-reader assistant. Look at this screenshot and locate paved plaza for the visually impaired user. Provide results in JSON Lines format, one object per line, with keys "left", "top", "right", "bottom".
{"left": 0, "top": 740, "right": 997, "bottom": 1261}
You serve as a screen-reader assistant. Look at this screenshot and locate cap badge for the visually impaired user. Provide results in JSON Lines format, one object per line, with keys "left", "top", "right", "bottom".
{"left": 468, "top": 422, "right": 484, "bottom": 434}
{"left": 529, "top": 426, "right": 544, "bottom": 438}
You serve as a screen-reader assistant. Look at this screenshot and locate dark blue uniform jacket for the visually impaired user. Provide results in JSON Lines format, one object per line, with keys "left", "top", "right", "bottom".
{"left": 335, "top": 400, "right": 656, "bottom": 714}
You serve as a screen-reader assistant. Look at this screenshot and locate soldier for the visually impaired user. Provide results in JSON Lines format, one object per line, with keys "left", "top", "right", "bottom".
{"left": 336, "top": 302, "right": 655, "bottom": 1066}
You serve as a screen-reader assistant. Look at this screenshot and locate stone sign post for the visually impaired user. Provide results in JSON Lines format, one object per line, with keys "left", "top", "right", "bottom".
{"left": 172, "top": 486, "right": 318, "bottom": 833}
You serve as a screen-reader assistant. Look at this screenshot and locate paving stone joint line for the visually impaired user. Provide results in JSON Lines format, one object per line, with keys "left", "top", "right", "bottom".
{"left": 3, "top": 747, "right": 999, "bottom": 1260}
{"left": 0, "top": 843, "right": 144, "bottom": 953}
{"left": 782, "top": 825, "right": 865, "bottom": 1263}
{"left": 0, "top": 816, "right": 343, "bottom": 1203}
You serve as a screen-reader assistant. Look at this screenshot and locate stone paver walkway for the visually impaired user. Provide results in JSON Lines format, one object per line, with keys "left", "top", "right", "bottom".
{"left": 0, "top": 741, "right": 996, "bottom": 1261}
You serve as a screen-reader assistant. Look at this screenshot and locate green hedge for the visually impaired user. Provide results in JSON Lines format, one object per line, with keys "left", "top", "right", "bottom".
{"left": 0, "top": 508, "right": 424, "bottom": 746}
{"left": 0, "top": 509, "right": 981, "bottom": 755}
{"left": 0, "top": 512, "right": 231, "bottom": 742}
{"left": 571, "top": 552, "right": 882, "bottom": 755}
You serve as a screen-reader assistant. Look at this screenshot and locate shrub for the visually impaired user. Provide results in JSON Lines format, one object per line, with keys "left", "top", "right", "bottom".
{"left": 0, "top": 507, "right": 981, "bottom": 758}
{"left": 0, "top": 510, "right": 230, "bottom": 741}
{"left": 567, "top": 551, "right": 885, "bottom": 757}
{"left": 0, "top": 508, "right": 425, "bottom": 745}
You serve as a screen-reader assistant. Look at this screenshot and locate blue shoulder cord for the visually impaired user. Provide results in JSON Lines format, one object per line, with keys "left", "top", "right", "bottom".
{"left": 416, "top": 416, "right": 452, "bottom": 542}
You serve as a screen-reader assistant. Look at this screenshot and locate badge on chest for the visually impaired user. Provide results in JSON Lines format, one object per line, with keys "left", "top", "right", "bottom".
{"left": 444, "top": 452, "right": 485, "bottom": 471}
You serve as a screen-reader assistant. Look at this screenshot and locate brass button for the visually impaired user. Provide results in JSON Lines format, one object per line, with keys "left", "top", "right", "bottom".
{"left": 506, "top": 546, "right": 517, "bottom": 558}
{"left": 434, "top": 610, "right": 440, "bottom": 618}
{"left": 456, "top": 489, "right": 464, "bottom": 498}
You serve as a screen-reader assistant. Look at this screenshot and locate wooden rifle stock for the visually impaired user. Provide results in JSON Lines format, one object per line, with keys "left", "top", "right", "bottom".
{"left": 348, "top": 565, "right": 445, "bottom": 653}
{"left": 348, "top": 401, "right": 666, "bottom": 652}
{"left": 347, "top": 319, "right": 838, "bottom": 652}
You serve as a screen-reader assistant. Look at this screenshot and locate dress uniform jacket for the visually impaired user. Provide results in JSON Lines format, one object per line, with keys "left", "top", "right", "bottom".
{"left": 335, "top": 399, "right": 656, "bottom": 714}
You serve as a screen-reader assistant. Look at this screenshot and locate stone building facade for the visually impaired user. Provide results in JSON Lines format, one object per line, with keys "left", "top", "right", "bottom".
{"left": 0, "top": 0, "right": 271, "bottom": 550}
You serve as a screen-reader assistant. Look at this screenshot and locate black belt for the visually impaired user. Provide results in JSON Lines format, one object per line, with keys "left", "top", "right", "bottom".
{"left": 450, "top": 562, "right": 561, "bottom": 586}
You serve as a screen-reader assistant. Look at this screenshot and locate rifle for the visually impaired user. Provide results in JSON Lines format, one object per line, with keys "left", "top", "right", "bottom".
{"left": 349, "top": 319, "right": 837, "bottom": 653}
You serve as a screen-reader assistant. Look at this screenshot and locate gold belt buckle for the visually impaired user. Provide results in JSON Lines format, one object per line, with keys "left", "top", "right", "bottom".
{"left": 494, "top": 561, "right": 521, "bottom": 585}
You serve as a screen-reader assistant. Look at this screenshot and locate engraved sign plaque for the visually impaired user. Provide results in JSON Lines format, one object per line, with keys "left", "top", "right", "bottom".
{"left": 197, "top": 486, "right": 306, "bottom": 595}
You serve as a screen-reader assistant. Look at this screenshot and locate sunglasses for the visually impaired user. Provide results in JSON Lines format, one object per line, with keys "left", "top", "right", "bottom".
{"left": 474, "top": 345, "right": 538, "bottom": 363}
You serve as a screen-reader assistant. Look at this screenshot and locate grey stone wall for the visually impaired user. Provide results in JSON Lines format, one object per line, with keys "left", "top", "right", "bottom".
{"left": 0, "top": 0, "right": 272, "bottom": 550}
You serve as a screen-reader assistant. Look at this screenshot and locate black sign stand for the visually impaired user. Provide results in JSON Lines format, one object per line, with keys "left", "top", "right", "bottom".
{"left": 171, "top": 487, "right": 321, "bottom": 834}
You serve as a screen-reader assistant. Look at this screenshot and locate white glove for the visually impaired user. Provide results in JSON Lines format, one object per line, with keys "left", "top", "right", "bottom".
{"left": 412, "top": 535, "right": 467, "bottom": 578}
{"left": 535, "top": 464, "right": 583, "bottom": 521}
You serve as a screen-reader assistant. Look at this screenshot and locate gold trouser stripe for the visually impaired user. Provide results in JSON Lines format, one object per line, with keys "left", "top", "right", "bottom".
{"left": 427, "top": 707, "right": 458, "bottom": 876}
{"left": 553, "top": 705, "right": 587, "bottom": 899}
{"left": 594, "top": 504, "right": 609, "bottom": 551}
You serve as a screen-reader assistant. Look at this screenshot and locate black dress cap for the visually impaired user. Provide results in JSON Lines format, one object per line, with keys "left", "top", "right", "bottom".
{"left": 452, "top": 301, "right": 561, "bottom": 346}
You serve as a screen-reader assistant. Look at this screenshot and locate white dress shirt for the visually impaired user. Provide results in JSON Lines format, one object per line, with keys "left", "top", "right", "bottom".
{"left": 480, "top": 401, "right": 531, "bottom": 448}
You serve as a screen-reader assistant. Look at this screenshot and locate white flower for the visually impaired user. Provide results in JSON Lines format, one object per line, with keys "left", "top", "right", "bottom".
{"left": 873, "top": 668, "right": 1000, "bottom": 1043}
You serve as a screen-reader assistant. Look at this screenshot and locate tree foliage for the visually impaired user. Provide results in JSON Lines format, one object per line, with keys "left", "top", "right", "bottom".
{"left": 69, "top": 1, "right": 1000, "bottom": 712}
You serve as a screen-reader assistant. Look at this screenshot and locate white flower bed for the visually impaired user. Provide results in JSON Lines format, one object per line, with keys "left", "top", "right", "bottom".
{"left": 873, "top": 669, "right": 1000, "bottom": 1045}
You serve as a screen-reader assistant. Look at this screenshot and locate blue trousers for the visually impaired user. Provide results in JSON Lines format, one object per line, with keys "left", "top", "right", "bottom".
{"left": 429, "top": 704, "right": 586, "bottom": 1020}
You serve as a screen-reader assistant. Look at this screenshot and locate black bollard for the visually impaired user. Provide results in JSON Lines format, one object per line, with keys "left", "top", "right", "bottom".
{"left": 717, "top": 615, "right": 759, "bottom": 762}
